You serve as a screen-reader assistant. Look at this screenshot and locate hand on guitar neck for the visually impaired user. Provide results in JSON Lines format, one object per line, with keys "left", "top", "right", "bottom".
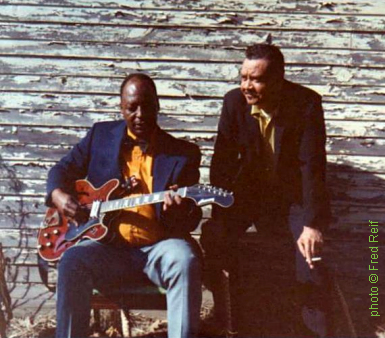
{"left": 51, "top": 188, "right": 88, "bottom": 226}
{"left": 163, "top": 184, "right": 183, "bottom": 212}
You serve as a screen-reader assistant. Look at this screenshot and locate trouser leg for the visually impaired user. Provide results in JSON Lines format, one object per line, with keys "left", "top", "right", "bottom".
{"left": 295, "top": 248, "right": 333, "bottom": 337}
{"left": 141, "top": 238, "right": 202, "bottom": 338}
{"left": 289, "top": 205, "right": 333, "bottom": 337}
{"left": 55, "top": 240, "right": 145, "bottom": 338}
{"left": 201, "top": 218, "right": 249, "bottom": 336}
{"left": 56, "top": 242, "right": 94, "bottom": 338}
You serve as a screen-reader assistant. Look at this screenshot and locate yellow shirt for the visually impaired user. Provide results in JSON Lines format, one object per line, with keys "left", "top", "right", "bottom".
{"left": 251, "top": 105, "right": 275, "bottom": 172}
{"left": 117, "top": 129, "right": 165, "bottom": 246}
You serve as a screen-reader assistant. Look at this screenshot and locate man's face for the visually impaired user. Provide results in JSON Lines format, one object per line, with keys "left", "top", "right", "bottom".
{"left": 240, "top": 58, "right": 283, "bottom": 107}
{"left": 120, "top": 79, "right": 159, "bottom": 139}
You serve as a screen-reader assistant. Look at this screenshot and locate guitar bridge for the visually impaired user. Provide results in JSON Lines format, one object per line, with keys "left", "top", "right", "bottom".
{"left": 90, "top": 200, "right": 102, "bottom": 219}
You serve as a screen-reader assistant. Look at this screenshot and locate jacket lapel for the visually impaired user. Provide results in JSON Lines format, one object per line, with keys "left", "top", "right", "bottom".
{"left": 152, "top": 130, "right": 179, "bottom": 219}
{"left": 274, "top": 115, "right": 285, "bottom": 169}
{"left": 274, "top": 83, "right": 293, "bottom": 170}
{"left": 244, "top": 104, "right": 263, "bottom": 156}
{"left": 108, "top": 121, "right": 127, "bottom": 181}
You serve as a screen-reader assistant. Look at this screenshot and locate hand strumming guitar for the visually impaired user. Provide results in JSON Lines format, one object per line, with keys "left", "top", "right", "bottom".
{"left": 51, "top": 188, "right": 87, "bottom": 226}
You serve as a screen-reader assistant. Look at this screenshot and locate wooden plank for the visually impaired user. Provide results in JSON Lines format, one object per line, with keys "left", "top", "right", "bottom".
{"left": 0, "top": 159, "right": 53, "bottom": 178}
{"left": 0, "top": 228, "right": 38, "bottom": 248}
{"left": 0, "top": 179, "right": 46, "bottom": 196}
{"left": 328, "top": 154, "right": 385, "bottom": 174}
{"left": 1, "top": 63, "right": 383, "bottom": 88}
{"left": 0, "top": 212, "right": 43, "bottom": 230}
{"left": 1, "top": 5, "right": 384, "bottom": 32}
{"left": 0, "top": 196, "right": 45, "bottom": 216}
{"left": 1, "top": 42, "right": 385, "bottom": 71}
{"left": 4, "top": 40, "right": 385, "bottom": 68}
{"left": 3, "top": 23, "right": 381, "bottom": 51}
{"left": 0, "top": 143, "right": 71, "bottom": 162}
{"left": 2, "top": 100, "right": 385, "bottom": 123}
{"left": 4, "top": 247, "right": 40, "bottom": 265}
{"left": 1, "top": 85, "right": 385, "bottom": 113}
{"left": 0, "top": 58, "right": 243, "bottom": 80}
{"left": 8, "top": 264, "right": 44, "bottom": 284}
{"left": 2, "top": 0, "right": 385, "bottom": 15}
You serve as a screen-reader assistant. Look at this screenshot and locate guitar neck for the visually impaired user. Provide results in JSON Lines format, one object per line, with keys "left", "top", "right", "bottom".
{"left": 100, "top": 187, "right": 187, "bottom": 214}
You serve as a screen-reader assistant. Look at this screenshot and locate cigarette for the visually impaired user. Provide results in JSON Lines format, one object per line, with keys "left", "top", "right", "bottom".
{"left": 311, "top": 257, "right": 322, "bottom": 262}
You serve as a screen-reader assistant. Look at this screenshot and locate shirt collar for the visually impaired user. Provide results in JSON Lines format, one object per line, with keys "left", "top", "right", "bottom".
{"left": 126, "top": 127, "right": 158, "bottom": 154}
{"left": 251, "top": 104, "right": 279, "bottom": 122}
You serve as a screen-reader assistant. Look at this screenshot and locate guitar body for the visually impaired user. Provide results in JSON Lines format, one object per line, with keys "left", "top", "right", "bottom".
{"left": 38, "top": 179, "right": 121, "bottom": 262}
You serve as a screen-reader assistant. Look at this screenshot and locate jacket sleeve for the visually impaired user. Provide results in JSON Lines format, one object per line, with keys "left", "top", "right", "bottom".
{"left": 46, "top": 126, "right": 95, "bottom": 205}
{"left": 298, "top": 96, "right": 331, "bottom": 230}
{"left": 210, "top": 94, "right": 240, "bottom": 190}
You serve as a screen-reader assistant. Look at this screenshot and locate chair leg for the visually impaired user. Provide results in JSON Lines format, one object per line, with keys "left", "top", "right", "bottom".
{"left": 0, "top": 309, "right": 7, "bottom": 338}
{"left": 120, "top": 308, "right": 132, "bottom": 338}
{"left": 93, "top": 309, "right": 101, "bottom": 333}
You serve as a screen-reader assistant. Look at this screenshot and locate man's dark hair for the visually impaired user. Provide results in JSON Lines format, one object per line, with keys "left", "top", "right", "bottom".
{"left": 245, "top": 44, "right": 285, "bottom": 78}
{"left": 120, "top": 73, "right": 158, "bottom": 99}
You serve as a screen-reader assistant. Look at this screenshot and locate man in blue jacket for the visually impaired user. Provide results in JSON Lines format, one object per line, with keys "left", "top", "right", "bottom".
{"left": 46, "top": 73, "right": 202, "bottom": 338}
{"left": 204, "top": 44, "right": 332, "bottom": 337}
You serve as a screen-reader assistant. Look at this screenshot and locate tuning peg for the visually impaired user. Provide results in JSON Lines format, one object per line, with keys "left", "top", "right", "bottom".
{"left": 46, "top": 242, "right": 52, "bottom": 247}
{"left": 53, "top": 229, "right": 60, "bottom": 235}
{"left": 37, "top": 245, "right": 43, "bottom": 250}
{"left": 43, "top": 233, "right": 50, "bottom": 238}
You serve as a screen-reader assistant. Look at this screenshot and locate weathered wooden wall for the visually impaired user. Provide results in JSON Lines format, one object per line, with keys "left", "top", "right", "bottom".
{"left": 0, "top": 0, "right": 384, "bottom": 332}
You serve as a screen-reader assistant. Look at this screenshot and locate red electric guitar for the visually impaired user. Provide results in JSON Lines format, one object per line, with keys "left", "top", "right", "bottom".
{"left": 38, "top": 179, "right": 234, "bottom": 262}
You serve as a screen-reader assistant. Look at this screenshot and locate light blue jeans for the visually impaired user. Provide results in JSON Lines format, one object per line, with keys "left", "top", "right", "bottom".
{"left": 55, "top": 238, "right": 202, "bottom": 338}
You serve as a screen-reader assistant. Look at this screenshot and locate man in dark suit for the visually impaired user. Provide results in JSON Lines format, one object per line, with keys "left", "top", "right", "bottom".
{"left": 46, "top": 73, "right": 202, "bottom": 338}
{"left": 203, "top": 44, "right": 332, "bottom": 337}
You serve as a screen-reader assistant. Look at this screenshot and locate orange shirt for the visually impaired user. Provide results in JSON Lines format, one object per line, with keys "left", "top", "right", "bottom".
{"left": 117, "top": 129, "right": 165, "bottom": 246}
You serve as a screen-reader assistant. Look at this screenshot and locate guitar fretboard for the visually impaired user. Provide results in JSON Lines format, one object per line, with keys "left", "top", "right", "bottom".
{"left": 100, "top": 187, "right": 187, "bottom": 213}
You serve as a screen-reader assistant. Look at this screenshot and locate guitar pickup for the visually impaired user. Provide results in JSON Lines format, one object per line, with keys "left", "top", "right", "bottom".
{"left": 90, "top": 200, "right": 102, "bottom": 219}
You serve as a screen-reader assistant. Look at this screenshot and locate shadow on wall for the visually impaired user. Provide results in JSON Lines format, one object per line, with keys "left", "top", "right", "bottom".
{"left": 324, "top": 162, "right": 384, "bottom": 338}
{"left": 0, "top": 155, "right": 54, "bottom": 320}
{"left": 203, "top": 161, "right": 384, "bottom": 338}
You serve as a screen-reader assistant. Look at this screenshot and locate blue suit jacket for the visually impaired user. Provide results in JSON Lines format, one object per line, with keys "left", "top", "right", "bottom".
{"left": 211, "top": 80, "right": 330, "bottom": 231}
{"left": 47, "top": 120, "right": 202, "bottom": 233}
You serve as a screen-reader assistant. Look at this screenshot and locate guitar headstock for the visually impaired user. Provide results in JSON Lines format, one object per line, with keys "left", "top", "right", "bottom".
{"left": 185, "top": 184, "right": 234, "bottom": 208}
